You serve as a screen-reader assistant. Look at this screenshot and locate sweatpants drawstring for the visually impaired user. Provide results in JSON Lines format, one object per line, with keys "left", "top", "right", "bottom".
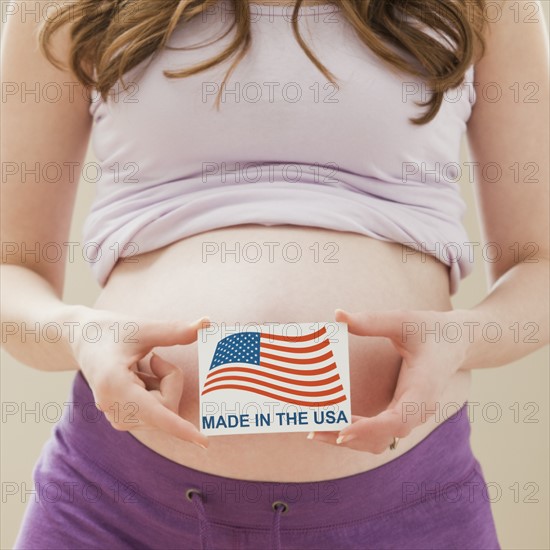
{"left": 186, "top": 488, "right": 288, "bottom": 550}
{"left": 271, "top": 500, "right": 289, "bottom": 550}
{"left": 186, "top": 488, "right": 213, "bottom": 550}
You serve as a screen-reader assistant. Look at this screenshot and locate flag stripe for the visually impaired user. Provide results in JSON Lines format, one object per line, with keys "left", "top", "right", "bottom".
{"left": 203, "top": 376, "right": 343, "bottom": 396}
{"left": 259, "top": 350, "right": 333, "bottom": 365}
{"left": 260, "top": 339, "right": 330, "bottom": 354}
{"left": 258, "top": 326, "right": 327, "bottom": 343}
{"left": 204, "top": 366, "right": 340, "bottom": 387}
{"left": 257, "top": 361, "right": 337, "bottom": 376}
{"left": 201, "top": 384, "right": 347, "bottom": 407}
{"left": 260, "top": 350, "right": 334, "bottom": 370}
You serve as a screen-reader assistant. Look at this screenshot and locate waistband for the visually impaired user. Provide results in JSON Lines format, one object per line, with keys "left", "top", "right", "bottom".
{"left": 55, "top": 371, "right": 477, "bottom": 530}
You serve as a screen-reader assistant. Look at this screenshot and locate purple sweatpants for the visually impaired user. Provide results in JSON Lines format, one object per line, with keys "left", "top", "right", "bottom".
{"left": 15, "top": 372, "right": 500, "bottom": 549}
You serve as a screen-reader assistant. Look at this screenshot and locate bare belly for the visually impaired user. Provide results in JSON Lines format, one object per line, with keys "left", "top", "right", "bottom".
{"left": 93, "top": 225, "right": 471, "bottom": 482}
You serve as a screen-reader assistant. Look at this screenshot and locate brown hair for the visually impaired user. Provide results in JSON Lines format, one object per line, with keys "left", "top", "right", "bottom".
{"left": 39, "top": 0, "right": 487, "bottom": 124}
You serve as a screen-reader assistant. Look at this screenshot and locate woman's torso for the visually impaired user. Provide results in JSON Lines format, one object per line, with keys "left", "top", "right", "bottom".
{"left": 86, "top": 0, "right": 475, "bottom": 482}
{"left": 93, "top": 225, "right": 471, "bottom": 482}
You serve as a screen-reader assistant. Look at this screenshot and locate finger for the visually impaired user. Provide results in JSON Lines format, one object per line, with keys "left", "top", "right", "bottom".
{"left": 102, "top": 409, "right": 148, "bottom": 431}
{"left": 309, "top": 422, "right": 396, "bottom": 454}
{"left": 149, "top": 352, "right": 184, "bottom": 410}
{"left": 333, "top": 434, "right": 397, "bottom": 454}
{"left": 381, "top": 362, "right": 442, "bottom": 434}
{"left": 312, "top": 411, "right": 402, "bottom": 454}
{"left": 310, "top": 433, "right": 395, "bottom": 454}
{"left": 134, "top": 370, "right": 161, "bottom": 391}
{"left": 138, "top": 317, "right": 211, "bottom": 348}
{"left": 125, "top": 383, "right": 208, "bottom": 448}
{"left": 307, "top": 430, "right": 338, "bottom": 444}
{"left": 335, "top": 369, "right": 433, "bottom": 446}
{"left": 335, "top": 309, "right": 406, "bottom": 339}
{"left": 308, "top": 415, "right": 377, "bottom": 445}
{"left": 342, "top": 408, "right": 409, "bottom": 438}
{"left": 306, "top": 415, "right": 363, "bottom": 443}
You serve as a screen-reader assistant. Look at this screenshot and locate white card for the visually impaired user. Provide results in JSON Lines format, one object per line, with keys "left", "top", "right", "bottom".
{"left": 198, "top": 322, "right": 352, "bottom": 435}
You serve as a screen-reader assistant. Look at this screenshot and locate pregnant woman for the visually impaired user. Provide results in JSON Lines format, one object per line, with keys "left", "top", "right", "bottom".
{"left": 2, "top": 0, "right": 548, "bottom": 548}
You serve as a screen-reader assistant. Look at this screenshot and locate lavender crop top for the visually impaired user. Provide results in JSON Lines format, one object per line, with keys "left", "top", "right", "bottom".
{"left": 84, "top": 0, "right": 477, "bottom": 294}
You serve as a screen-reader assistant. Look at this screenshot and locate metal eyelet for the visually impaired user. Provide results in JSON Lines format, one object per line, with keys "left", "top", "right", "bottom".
{"left": 186, "top": 488, "right": 202, "bottom": 501}
{"left": 272, "top": 500, "right": 289, "bottom": 514}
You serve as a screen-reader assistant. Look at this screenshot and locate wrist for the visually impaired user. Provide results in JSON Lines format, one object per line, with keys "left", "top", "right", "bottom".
{"left": 442, "top": 308, "right": 495, "bottom": 371}
{"left": 50, "top": 303, "right": 91, "bottom": 324}
{"left": 49, "top": 304, "right": 94, "bottom": 370}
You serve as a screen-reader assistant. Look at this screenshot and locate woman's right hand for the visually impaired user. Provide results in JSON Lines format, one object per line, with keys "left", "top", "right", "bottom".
{"left": 67, "top": 306, "right": 210, "bottom": 450}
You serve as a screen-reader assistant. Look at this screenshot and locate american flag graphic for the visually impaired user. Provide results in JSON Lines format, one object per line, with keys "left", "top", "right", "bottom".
{"left": 201, "top": 326, "right": 347, "bottom": 407}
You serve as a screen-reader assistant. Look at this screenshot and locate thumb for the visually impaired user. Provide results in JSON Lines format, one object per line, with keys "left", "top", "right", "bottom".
{"left": 139, "top": 317, "right": 211, "bottom": 348}
{"left": 335, "top": 309, "right": 405, "bottom": 339}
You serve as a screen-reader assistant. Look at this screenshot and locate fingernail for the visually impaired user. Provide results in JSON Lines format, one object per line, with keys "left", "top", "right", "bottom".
{"left": 336, "top": 434, "right": 355, "bottom": 445}
{"left": 193, "top": 440, "right": 208, "bottom": 450}
{"left": 307, "top": 431, "right": 315, "bottom": 440}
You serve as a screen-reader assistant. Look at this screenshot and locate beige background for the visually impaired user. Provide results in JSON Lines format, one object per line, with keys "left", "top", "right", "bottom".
{"left": 1, "top": 4, "right": 549, "bottom": 549}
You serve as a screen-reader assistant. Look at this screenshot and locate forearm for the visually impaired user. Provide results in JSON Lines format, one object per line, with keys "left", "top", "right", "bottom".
{"left": 453, "top": 259, "right": 549, "bottom": 370}
{"left": 0, "top": 264, "right": 84, "bottom": 371}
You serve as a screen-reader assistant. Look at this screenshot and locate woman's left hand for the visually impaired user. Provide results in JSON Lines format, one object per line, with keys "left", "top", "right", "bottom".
{"left": 309, "top": 308, "right": 470, "bottom": 453}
